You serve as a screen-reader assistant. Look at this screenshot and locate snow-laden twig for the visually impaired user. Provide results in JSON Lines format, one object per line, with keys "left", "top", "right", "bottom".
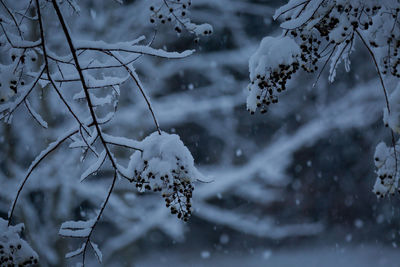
{"left": 7, "top": 124, "right": 87, "bottom": 225}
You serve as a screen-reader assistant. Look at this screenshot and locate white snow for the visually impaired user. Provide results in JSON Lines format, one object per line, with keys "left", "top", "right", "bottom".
{"left": 124, "top": 131, "right": 201, "bottom": 184}
{"left": 25, "top": 99, "right": 48, "bottom": 128}
{"left": 80, "top": 150, "right": 107, "bottom": 182}
{"left": 384, "top": 84, "right": 400, "bottom": 134}
{"left": 249, "top": 36, "right": 300, "bottom": 81}
{"left": 65, "top": 243, "right": 85, "bottom": 259}
{"left": 280, "top": 0, "right": 324, "bottom": 30}
{"left": 247, "top": 36, "right": 300, "bottom": 112}
{"left": 0, "top": 218, "right": 39, "bottom": 266}
{"left": 90, "top": 241, "right": 103, "bottom": 263}
{"left": 59, "top": 218, "right": 95, "bottom": 238}
{"left": 186, "top": 22, "right": 213, "bottom": 36}
{"left": 75, "top": 40, "right": 195, "bottom": 59}
{"left": 273, "top": 0, "right": 307, "bottom": 20}
{"left": 103, "top": 133, "right": 142, "bottom": 150}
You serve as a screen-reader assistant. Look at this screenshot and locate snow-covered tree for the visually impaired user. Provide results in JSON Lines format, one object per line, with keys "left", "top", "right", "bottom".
{"left": 0, "top": 0, "right": 211, "bottom": 265}
{"left": 2, "top": 0, "right": 399, "bottom": 266}
{"left": 247, "top": 0, "right": 400, "bottom": 198}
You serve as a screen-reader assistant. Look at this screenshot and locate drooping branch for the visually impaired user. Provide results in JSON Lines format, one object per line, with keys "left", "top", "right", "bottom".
{"left": 355, "top": 30, "right": 391, "bottom": 114}
{"left": 81, "top": 170, "right": 118, "bottom": 265}
{"left": 356, "top": 29, "right": 398, "bottom": 176}
{"left": 7, "top": 124, "right": 90, "bottom": 225}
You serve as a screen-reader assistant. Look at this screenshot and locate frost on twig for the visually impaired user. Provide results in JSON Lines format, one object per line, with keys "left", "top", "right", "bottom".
{"left": 0, "top": 218, "right": 39, "bottom": 266}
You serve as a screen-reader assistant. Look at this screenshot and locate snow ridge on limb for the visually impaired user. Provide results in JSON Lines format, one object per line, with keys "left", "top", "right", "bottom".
{"left": 59, "top": 219, "right": 95, "bottom": 238}
{"left": 75, "top": 40, "right": 195, "bottom": 59}
{"left": 80, "top": 150, "right": 107, "bottom": 182}
{"left": 148, "top": 0, "right": 213, "bottom": 38}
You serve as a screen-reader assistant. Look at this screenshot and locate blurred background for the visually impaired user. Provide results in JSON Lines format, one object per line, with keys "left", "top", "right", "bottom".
{"left": 1, "top": 0, "right": 400, "bottom": 266}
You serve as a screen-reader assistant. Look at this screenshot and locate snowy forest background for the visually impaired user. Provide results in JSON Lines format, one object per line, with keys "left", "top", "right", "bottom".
{"left": 1, "top": 0, "right": 400, "bottom": 266}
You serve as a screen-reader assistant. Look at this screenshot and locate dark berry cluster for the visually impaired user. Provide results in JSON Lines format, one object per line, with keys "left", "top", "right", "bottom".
{"left": 0, "top": 49, "right": 36, "bottom": 103}
{"left": 381, "top": 10, "right": 400, "bottom": 77}
{"left": 162, "top": 177, "right": 193, "bottom": 222}
{"left": 249, "top": 61, "right": 300, "bottom": 114}
{"left": 132, "top": 157, "right": 194, "bottom": 222}
{"left": 250, "top": 1, "right": 400, "bottom": 116}
{"left": 374, "top": 155, "right": 396, "bottom": 198}
{"left": 0, "top": 243, "right": 38, "bottom": 267}
{"left": 296, "top": 32, "right": 322, "bottom": 73}
{"left": 10, "top": 50, "right": 37, "bottom": 65}
{"left": 0, "top": 79, "right": 18, "bottom": 103}
{"left": 149, "top": 0, "right": 192, "bottom": 33}
{"left": 373, "top": 142, "right": 399, "bottom": 198}
{"left": 0, "top": 71, "right": 20, "bottom": 103}
{"left": 286, "top": 2, "right": 383, "bottom": 74}
{"left": 148, "top": 0, "right": 212, "bottom": 37}
{"left": 374, "top": 172, "right": 396, "bottom": 198}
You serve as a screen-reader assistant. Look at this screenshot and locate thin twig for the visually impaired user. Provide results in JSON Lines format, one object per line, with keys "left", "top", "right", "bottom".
{"left": 82, "top": 171, "right": 118, "bottom": 264}
{"left": 355, "top": 29, "right": 398, "bottom": 176}
{"left": 35, "top": 0, "right": 90, "bottom": 135}
{"left": 312, "top": 45, "right": 337, "bottom": 88}
{"left": 0, "top": 0, "right": 23, "bottom": 37}
{"left": 106, "top": 51, "right": 161, "bottom": 135}
{"left": 51, "top": 0, "right": 118, "bottom": 170}
{"left": 7, "top": 124, "right": 91, "bottom": 225}
{"left": 50, "top": 6, "right": 123, "bottom": 263}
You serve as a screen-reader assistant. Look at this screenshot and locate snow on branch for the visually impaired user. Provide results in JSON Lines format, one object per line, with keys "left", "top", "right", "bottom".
{"left": 148, "top": 0, "right": 213, "bottom": 38}
{"left": 0, "top": 0, "right": 209, "bottom": 265}
{"left": 7, "top": 124, "right": 86, "bottom": 223}
{"left": 119, "top": 131, "right": 201, "bottom": 221}
{"left": 247, "top": 36, "right": 300, "bottom": 114}
{"left": 59, "top": 219, "right": 95, "bottom": 238}
{"left": 247, "top": 0, "right": 398, "bottom": 114}
{"left": 75, "top": 40, "right": 195, "bottom": 59}
{"left": 102, "top": 133, "right": 143, "bottom": 151}
{"left": 80, "top": 150, "right": 107, "bottom": 182}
